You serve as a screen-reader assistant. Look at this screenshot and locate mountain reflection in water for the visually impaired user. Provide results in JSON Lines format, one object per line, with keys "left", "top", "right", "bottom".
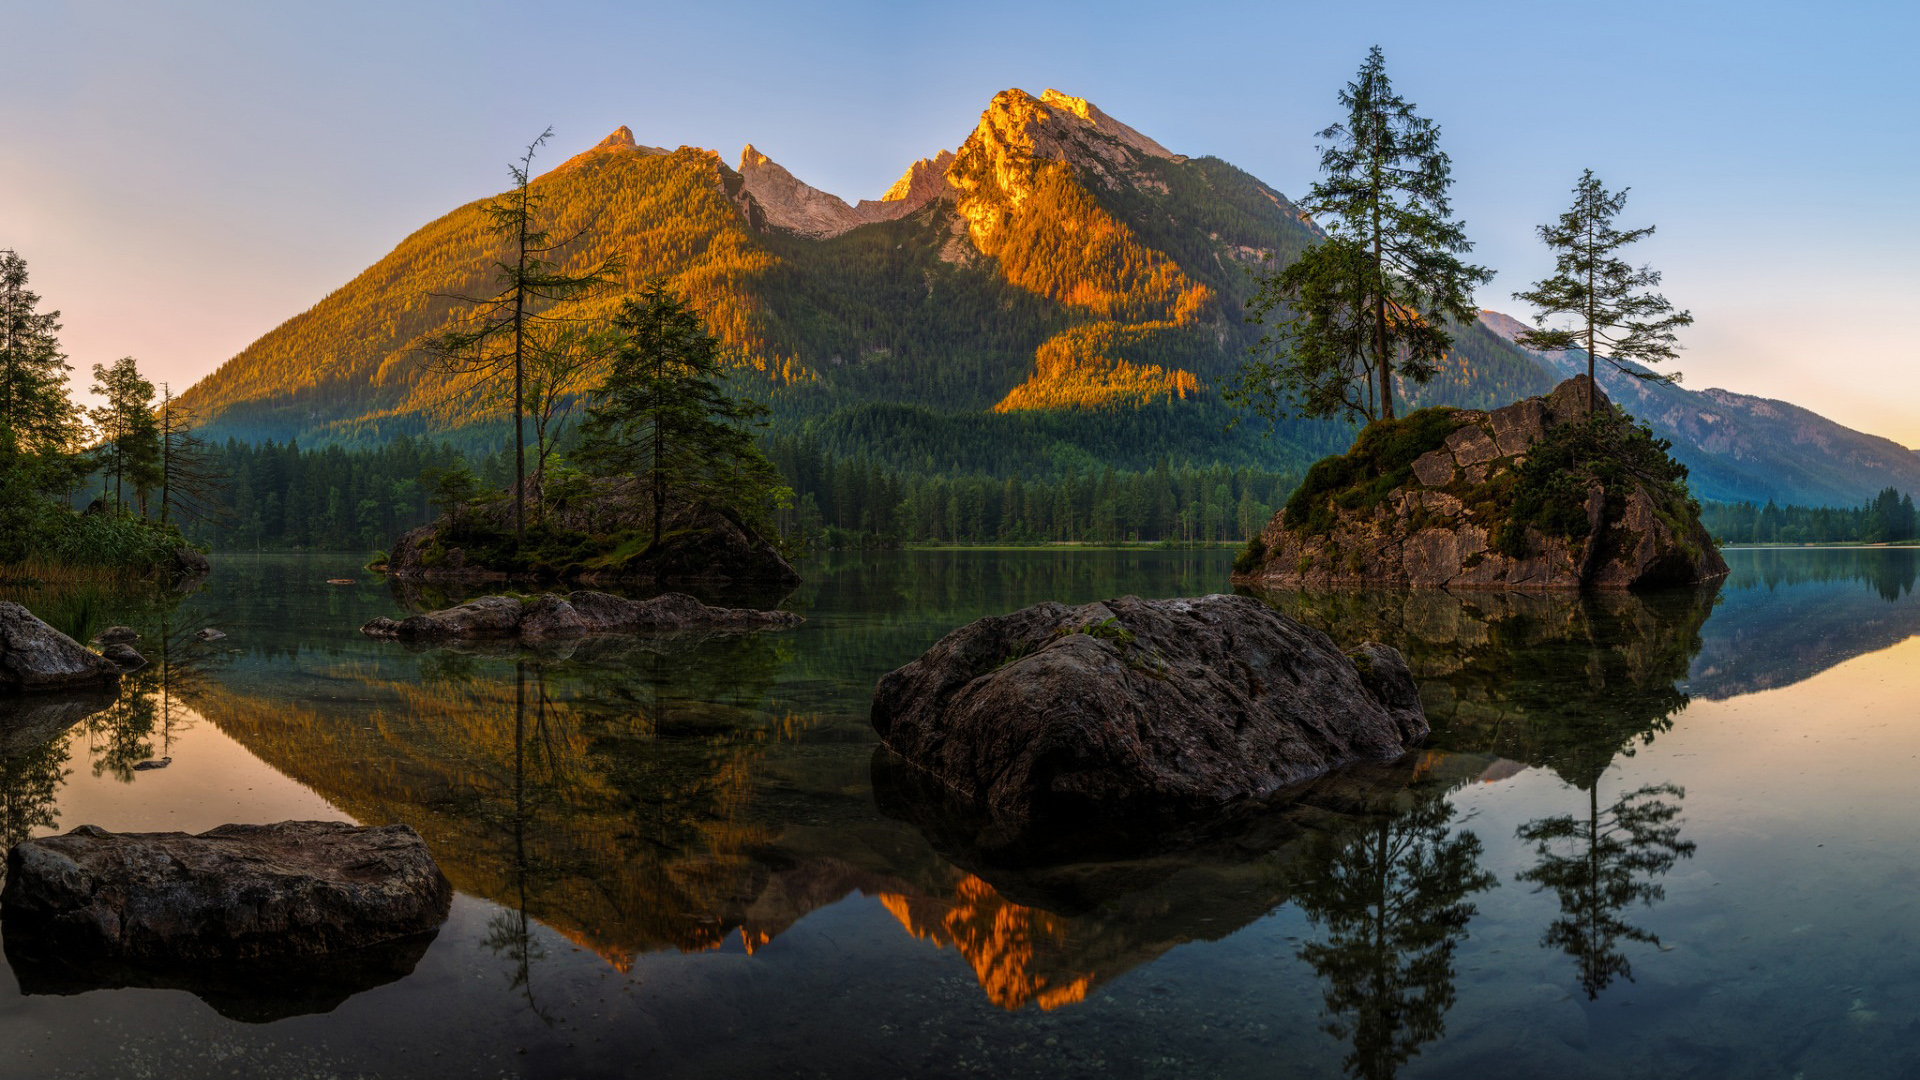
{"left": 5, "top": 549, "right": 1920, "bottom": 1079}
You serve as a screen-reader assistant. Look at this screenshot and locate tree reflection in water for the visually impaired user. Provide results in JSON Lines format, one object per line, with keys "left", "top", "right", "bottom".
{"left": 1293, "top": 797, "right": 1498, "bottom": 1080}
{"left": 479, "top": 661, "right": 566, "bottom": 1023}
{"left": 1516, "top": 782, "right": 1695, "bottom": 999}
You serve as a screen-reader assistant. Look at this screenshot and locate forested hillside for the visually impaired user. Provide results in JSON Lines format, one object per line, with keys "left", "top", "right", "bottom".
{"left": 175, "top": 88, "right": 1556, "bottom": 482}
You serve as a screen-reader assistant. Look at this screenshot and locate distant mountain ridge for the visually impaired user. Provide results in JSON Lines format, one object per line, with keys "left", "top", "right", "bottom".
{"left": 1477, "top": 311, "right": 1920, "bottom": 506}
{"left": 175, "top": 90, "right": 1906, "bottom": 504}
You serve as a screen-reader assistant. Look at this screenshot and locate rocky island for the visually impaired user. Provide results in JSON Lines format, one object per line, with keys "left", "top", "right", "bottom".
{"left": 1232, "top": 378, "right": 1729, "bottom": 591}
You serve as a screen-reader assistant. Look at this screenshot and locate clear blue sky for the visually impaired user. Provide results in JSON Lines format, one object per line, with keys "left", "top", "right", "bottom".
{"left": 3, "top": 0, "right": 1915, "bottom": 443}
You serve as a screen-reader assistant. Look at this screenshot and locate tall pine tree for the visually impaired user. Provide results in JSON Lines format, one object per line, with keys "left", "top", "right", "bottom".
{"left": 1237, "top": 46, "right": 1489, "bottom": 424}
{"left": 1513, "top": 170, "right": 1692, "bottom": 413}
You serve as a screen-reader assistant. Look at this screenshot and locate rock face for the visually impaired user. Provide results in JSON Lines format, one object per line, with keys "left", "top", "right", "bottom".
{"left": 1, "top": 821, "right": 452, "bottom": 962}
{"left": 1233, "top": 378, "right": 1730, "bottom": 591}
{"left": 870, "top": 594, "right": 1426, "bottom": 827}
{"left": 361, "top": 590, "right": 802, "bottom": 641}
{"left": 0, "top": 602, "right": 122, "bottom": 693}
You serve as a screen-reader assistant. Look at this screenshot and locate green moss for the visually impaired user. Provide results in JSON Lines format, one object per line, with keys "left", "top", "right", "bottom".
{"left": 1284, "top": 408, "right": 1464, "bottom": 537}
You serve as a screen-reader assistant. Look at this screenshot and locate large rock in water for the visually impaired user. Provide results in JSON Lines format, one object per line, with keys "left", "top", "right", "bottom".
{"left": 1233, "top": 377, "right": 1730, "bottom": 590}
{"left": 0, "top": 602, "right": 122, "bottom": 693}
{"left": 870, "top": 594, "right": 1426, "bottom": 825}
{"left": 1, "top": 821, "right": 452, "bottom": 962}
{"left": 360, "top": 590, "right": 801, "bottom": 640}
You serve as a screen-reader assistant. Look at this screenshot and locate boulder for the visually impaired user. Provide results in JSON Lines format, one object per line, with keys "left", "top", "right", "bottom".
{"left": 100, "top": 643, "right": 145, "bottom": 669}
{"left": 1233, "top": 377, "right": 1730, "bottom": 591}
{"left": 1, "top": 821, "right": 452, "bottom": 962}
{"left": 94, "top": 626, "right": 138, "bottom": 645}
{"left": 171, "top": 546, "right": 212, "bottom": 579}
{"left": 0, "top": 602, "right": 123, "bottom": 693}
{"left": 870, "top": 594, "right": 1426, "bottom": 826}
{"left": 360, "top": 590, "right": 801, "bottom": 641}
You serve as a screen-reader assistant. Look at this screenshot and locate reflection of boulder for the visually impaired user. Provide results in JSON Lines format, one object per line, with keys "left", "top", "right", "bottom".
{"left": 4, "top": 927, "right": 437, "bottom": 1023}
{"left": 871, "top": 595, "right": 1426, "bottom": 834}
{"left": 875, "top": 746, "right": 1503, "bottom": 1012}
{"left": 0, "top": 688, "right": 117, "bottom": 757}
{"left": 2, "top": 822, "right": 452, "bottom": 962}
{"left": 1251, "top": 585, "right": 1717, "bottom": 788}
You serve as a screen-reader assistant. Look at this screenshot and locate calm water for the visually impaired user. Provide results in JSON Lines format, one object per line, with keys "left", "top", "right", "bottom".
{"left": 2, "top": 547, "right": 1918, "bottom": 1079}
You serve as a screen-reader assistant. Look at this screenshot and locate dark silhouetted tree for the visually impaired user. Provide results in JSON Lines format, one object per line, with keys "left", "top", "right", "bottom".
{"left": 421, "top": 128, "right": 622, "bottom": 542}
{"left": 1237, "top": 46, "right": 1489, "bottom": 424}
{"left": 1513, "top": 170, "right": 1692, "bottom": 413}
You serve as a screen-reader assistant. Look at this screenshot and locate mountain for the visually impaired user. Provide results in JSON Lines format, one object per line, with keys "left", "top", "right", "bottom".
{"left": 175, "top": 88, "right": 1554, "bottom": 477}
{"left": 1477, "top": 310, "right": 1920, "bottom": 506}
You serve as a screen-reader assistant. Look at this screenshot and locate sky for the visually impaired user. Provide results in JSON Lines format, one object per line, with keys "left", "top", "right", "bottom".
{"left": 3, "top": 0, "right": 1916, "bottom": 444}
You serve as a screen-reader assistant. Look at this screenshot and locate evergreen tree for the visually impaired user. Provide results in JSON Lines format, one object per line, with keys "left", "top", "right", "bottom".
{"left": 574, "top": 281, "right": 789, "bottom": 555}
{"left": 421, "top": 128, "right": 622, "bottom": 542}
{"left": 1237, "top": 46, "right": 1489, "bottom": 424}
{"left": 1513, "top": 170, "right": 1693, "bottom": 412}
{"left": 88, "top": 356, "right": 160, "bottom": 513}
{"left": 0, "top": 249, "right": 79, "bottom": 453}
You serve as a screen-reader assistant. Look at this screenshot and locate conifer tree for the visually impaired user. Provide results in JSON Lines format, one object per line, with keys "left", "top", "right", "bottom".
{"left": 421, "top": 129, "right": 623, "bottom": 541}
{"left": 1513, "top": 170, "right": 1693, "bottom": 413}
{"left": 574, "top": 281, "right": 788, "bottom": 556}
{"left": 88, "top": 356, "right": 159, "bottom": 513}
{"left": 0, "top": 249, "right": 79, "bottom": 453}
{"left": 1237, "top": 46, "right": 1489, "bottom": 424}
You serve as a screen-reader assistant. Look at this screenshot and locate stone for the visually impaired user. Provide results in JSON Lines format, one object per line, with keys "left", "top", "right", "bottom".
{"left": 131, "top": 756, "right": 170, "bottom": 770}
{"left": 1445, "top": 426, "right": 1501, "bottom": 467}
{"left": 194, "top": 628, "right": 227, "bottom": 641}
{"left": 1, "top": 821, "right": 452, "bottom": 963}
{"left": 870, "top": 594, "right": 1426, "bottom": 826}
{"left": 516, "top": 594, "right": 588, "bottom": 638}
{"left": 100, "top": 643, "right": 145, "bottom": 669}
{"left": 1411, "top": 450, "right": 1456, "bottom": 487}
{"left": 360, "top": 591, "right": 801, "bottom": 642}
{"left": 1489, "top": 398, "right": 1551, "bottom": 455}
{"left": 94, "top": 626, "right": 138, "bottom": 645}
{"left": 0, "top": 602, "right": 123, "bottom": 693}
{"left": 171, "top": 547, "right": 212, "bottom": 579}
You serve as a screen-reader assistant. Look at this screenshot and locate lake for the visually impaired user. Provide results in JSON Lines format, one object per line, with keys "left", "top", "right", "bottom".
{"left": 2, "top": 547, "right": 1917, "bottom": 1079}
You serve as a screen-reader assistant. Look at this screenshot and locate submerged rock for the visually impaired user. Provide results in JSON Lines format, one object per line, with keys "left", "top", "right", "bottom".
{"left": 193, "top": 628, "right": 227, "bottom": 642}
{"left": 0, "top": 602, "right": 122, "bottom": 693}
{"left": 1232, "top": 377, "right": 1729, "bottom": 590}
{"left": 1, "top": 821, "right": 452, "bottom": 962}
{"left": 360, "top": 590, "right": 801, "bottom": 641}
{"left": 94, "top": 626, "right": 138, "bottom": 645}
{"left": 870, "top": 594, "right": 1426, "bottom": 827}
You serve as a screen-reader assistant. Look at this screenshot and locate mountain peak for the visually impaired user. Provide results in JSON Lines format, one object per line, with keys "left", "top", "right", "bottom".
{"left": 735, "top": 144, "right": 865, "bottom": 239}
{"left": 547, "top": 126, "right": 669, "bottom": 176}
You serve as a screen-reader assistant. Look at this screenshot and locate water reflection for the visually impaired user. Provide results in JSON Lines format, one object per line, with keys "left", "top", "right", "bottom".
{"left": 1294, "top": 796, "right": 1497, "bottom": 1080}
{"left": 1250, "top": 584, "right": 1709, "bottom": 1010}
{"left": 1515, "top": 782, "right": 1695, "bottom": 999}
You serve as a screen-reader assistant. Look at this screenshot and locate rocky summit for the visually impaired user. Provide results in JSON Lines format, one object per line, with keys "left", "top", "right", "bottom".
{"left": 870, "top": 594, "right": 1427, "bottom": 832}
{"left": 1232, "top": 378, "right": 1730, "bottom": 591}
